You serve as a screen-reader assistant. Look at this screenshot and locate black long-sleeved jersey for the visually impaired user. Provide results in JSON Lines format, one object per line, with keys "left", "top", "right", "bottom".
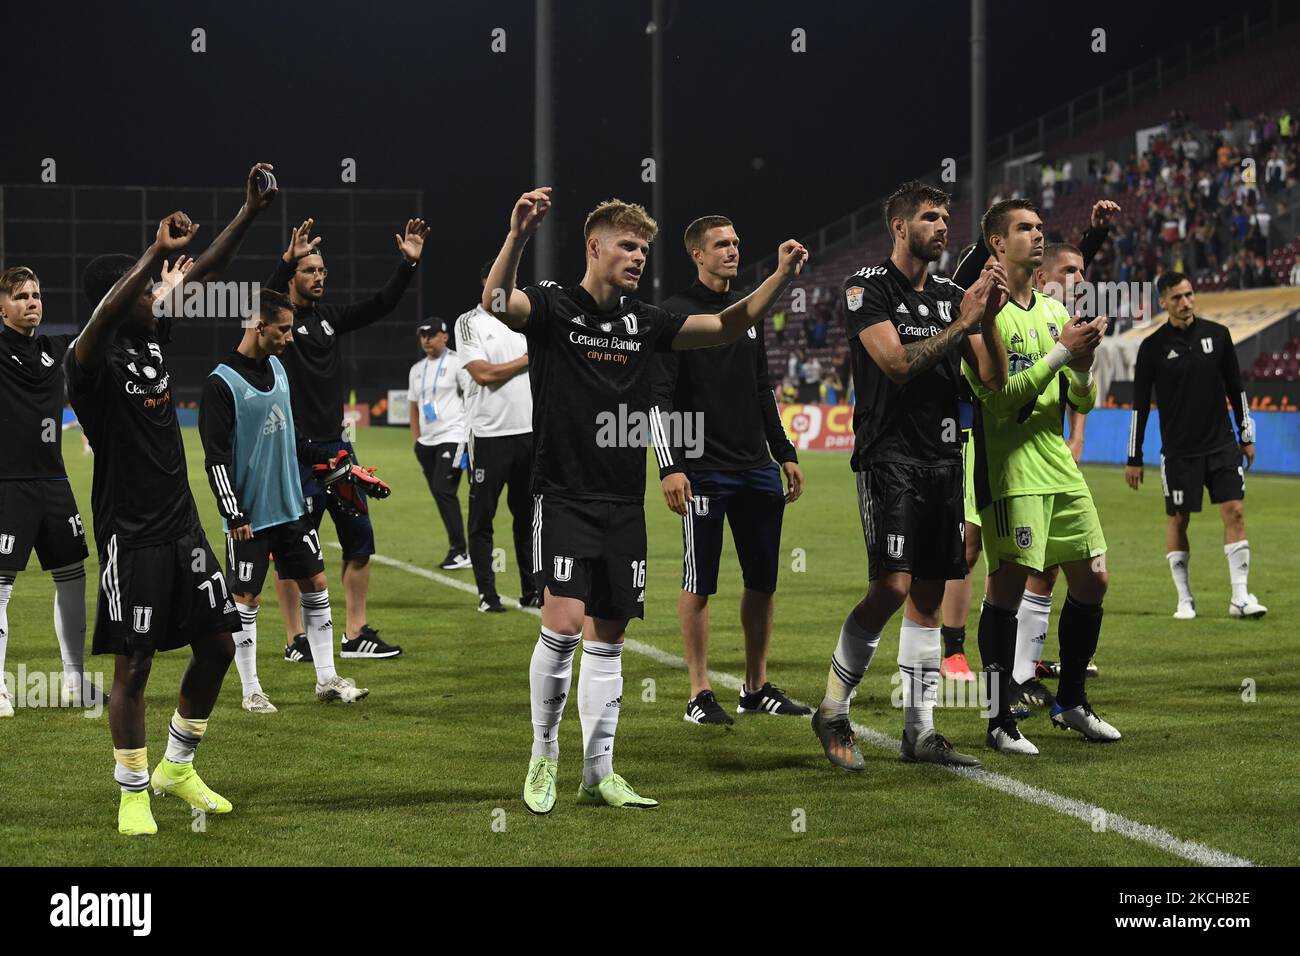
{"left": 265, "top": 256, "right": 417, "bottom": 441}
{"left": 649, "top": 281, "right": 797, "bottom": 478}
{"left": 1127, "top": 317, "right": 1252, "bottom": 466}
{"left": 199, "top": 350, "right": 330, "bottom": 529}
{"left": 0, "top": 326, "right": 75, "bottom": 480}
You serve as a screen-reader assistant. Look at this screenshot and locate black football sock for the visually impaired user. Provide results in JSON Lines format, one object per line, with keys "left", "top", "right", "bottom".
{"left": 977, "top": 601, "right": 1017, "bottom": 728}
{"left": 1057, "top": 594, "right": 1103, "bottom": 709}
{"left": 940, "top": 625, "right": 966, "bottom": 658}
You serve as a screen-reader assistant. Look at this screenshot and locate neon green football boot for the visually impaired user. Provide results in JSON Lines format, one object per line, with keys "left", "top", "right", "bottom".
{"left": 576, "top": 772, "right": 659, "bottom": 809}
{"left": 150, "top": 759, "right": 232, "bottom": 814}
{"left": 118, "top": 790, "right": 157, "bottom": 836}
{"left": 523, "top": 755, "right": 559, "bottom": 815}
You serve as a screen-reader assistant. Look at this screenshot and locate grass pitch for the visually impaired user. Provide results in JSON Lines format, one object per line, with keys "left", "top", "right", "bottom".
{"left": 1, "top": 426, "right": 1296, "bottom": 866}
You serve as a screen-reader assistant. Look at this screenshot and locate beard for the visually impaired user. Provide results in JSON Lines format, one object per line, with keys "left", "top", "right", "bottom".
{"left": 907, "top": 232, "right": 942, "bottom": 264}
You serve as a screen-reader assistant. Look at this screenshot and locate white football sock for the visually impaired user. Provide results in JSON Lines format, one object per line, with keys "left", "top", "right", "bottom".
{"left": 529, "top": 628, "right": 579, "bottom": 759}
{"left": 578, "top": 640, "right": 623, "bottom": 786}
{"left": 1167, "top": 550, "right": 1193, "bottom": 603}
{"left": 1224, "top": 540, "right": 1250, "bottom": 603}
{"left": 113, "top": 762, "right": 149, "bottom": 793}
{"left": 301, "top": 590, "right": 336, "bottom": 683}
{"left": 898, "top": 616, "right": 940, "bottom": 742}
{"left": 0, "top": 573, "right": 13, "bottom": 684}
{"left": 50, "top": 563, "right": 87, "bottom": 693}
{"left": 233, "top": 602, "right": 262, "bottom": 696}
{"left": 820, "top": 609, "right": 881, "bottom": 718}
{"left": 164, "top": 710, "right": 207, "bottom": 764}
{"left": 1013, "top": 590, "right": 1053, "bottom": 684}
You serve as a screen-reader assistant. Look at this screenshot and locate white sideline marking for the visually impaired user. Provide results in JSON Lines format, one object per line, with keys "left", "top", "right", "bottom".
{"left": 343, "top": 545, "right": 1255, "bottom": 868}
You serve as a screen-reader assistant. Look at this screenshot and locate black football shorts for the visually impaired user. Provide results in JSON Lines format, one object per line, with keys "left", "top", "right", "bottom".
{"left": 92, "top": 526, "right": 240, "bottom": 655}
{"left": 857, "top": 460, "right": 967, "bottom": 582}
{"left": 1160, "top": 445, "right": 1245, "bottom": 515}
{"left": 0, "top": 478, "right": 89, "bottom": 572}
{"left": 532, "top": 494, "right": 646, "bottom": 621}
{"left": 225, "top": 516, "right": 325, "bottom": 595}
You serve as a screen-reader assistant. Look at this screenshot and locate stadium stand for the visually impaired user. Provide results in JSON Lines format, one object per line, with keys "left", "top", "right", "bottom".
{"left": 758, "top": 7, "right": 1300, "bottom": 400}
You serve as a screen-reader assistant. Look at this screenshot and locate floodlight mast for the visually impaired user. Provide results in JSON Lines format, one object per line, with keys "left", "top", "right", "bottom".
{"left": 535, "top": 0, "right": 556, "bottom": 283}
{"left": 650, "top": 0, "right": 665, "bottom": 300}
{"left": 971, "top": 0, "right": 987, "bottom": 244}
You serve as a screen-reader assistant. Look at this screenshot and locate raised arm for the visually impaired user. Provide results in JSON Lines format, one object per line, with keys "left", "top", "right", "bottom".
{"left": 267, "top": 218, "right": 321, "bottom": 291}
{"left": 331, "top": 219, "right": 426, "bottom": 334}
{"left": 74, "top": 211, "right": 198, "bottom": 369}
{"left": 671, "top": 240, "right": 808, "bottom": 349}
{"left": 1078, "top": 200, "right": 1120, "bottom": 268}
{"left": 483, "top": 187, "right": 553, "bottom": 330}
{"left": 186, "top": 163, "right": 277, "bottom": 288}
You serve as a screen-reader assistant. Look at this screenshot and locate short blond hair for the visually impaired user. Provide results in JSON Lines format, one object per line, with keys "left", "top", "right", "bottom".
{"left": 584, "top": 199, "right": 658, "bottom": 242}
{"left": 0, "top": 266, "right": 39, "bottom": 298}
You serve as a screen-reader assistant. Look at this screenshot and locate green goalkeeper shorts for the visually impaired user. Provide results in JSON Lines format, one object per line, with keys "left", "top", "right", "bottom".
{"left": 963, "top": 433, "right": 980, "bottom": 528}
{"left": 980, "top": 488, "right": 1106, "bottom": 574}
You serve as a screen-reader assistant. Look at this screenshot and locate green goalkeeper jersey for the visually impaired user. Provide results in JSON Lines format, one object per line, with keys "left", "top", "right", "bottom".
{"left": 962, "top": 290, "right": 1097, "bottom": 510}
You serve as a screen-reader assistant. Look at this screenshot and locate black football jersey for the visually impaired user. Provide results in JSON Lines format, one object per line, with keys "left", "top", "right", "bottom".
{"left": 1129, "top": 317, "right": 1247, "bottom": 464}
{"left": 266, "top": 258, "right": 418, "bottom": 441}
{"left": 842, "top": 259, "right": 967, "bottom": 469}
{"left": 652, "top": 281, "right": 797, "bottom": 476}
{"left": 64, "top": 316, "right": 201, "bottom": 546}
{"left": 522, "top": 283, "right": 686, "bottom": 502}
{"left": 0, "top": 326, "right": 75, "bottom": 479}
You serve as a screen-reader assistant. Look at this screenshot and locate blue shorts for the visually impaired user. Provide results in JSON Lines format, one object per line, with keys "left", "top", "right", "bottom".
{"left": 680, "top": 462, "right": 785, "bottom": 596}
{"left": 300, "top": 438, "right": 375, "bottom": 561}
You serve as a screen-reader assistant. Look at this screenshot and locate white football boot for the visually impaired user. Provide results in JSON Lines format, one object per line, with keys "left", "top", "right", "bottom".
{"left": 1229, "top": 594, "right": 1267, "bottom": 619}
{"left": 242, "top": 691, "right": 279, "bottom": 714}
{"left": 316, "top": 675, "right": 370, "bottom": 703}
{"left": 1051, "top": 702, "right": 1121, "bottom": 741}
{"left": 986, "top": 721, "right": 1039, "bottom": 755}
{"left": 1173, "top": 597, "right": 1196, "bottom": 620}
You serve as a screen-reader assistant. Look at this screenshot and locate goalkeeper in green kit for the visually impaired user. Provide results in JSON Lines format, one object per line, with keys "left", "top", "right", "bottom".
{"left": 964, "top": 199, "right": 1120, "bottom": 755}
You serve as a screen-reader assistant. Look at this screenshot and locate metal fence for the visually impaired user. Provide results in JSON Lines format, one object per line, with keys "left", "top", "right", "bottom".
{"left": 0, "top": 183, "right": 424, "bottom": 402}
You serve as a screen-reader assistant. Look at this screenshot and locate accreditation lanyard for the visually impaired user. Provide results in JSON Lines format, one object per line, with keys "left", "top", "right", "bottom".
{"left": 419, "top": 351, "right": 447, "bottom": 420}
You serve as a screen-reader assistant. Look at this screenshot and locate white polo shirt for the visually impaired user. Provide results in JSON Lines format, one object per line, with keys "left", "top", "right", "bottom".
{"left": 408, "top": 348, "right": 468, "bottom": 446}
{"left": 454, "top": 305, "right": 532, "bottom": 438}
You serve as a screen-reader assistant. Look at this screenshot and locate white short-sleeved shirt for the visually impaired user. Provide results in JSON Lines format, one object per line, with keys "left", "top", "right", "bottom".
{"left": 408, "top": 349, "right": 467, "bottom": 446}
{"left": 454, "top": 306, "right": 532, "bottom": 437}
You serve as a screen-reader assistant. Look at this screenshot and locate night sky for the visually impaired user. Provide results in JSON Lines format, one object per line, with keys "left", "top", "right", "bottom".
{"left": 1, "top": 0, "right": 1228, "bottom": 311}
